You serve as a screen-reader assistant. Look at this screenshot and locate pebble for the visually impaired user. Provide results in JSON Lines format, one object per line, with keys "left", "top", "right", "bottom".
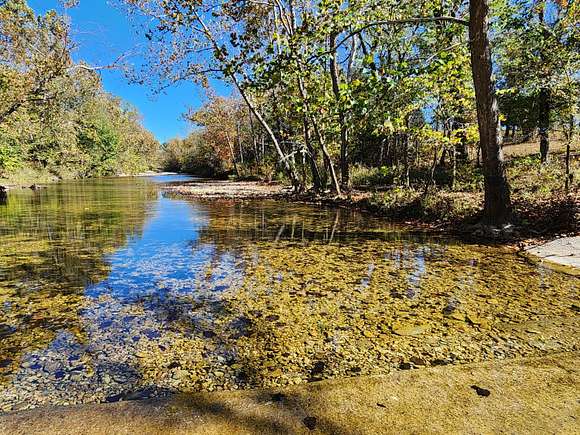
{"left": 392, "top": 323, "right": 429, "bottom": 336}
{"left": 303, "top": 416, "right": 317, "bottom": 430}
{"left": 0, "top": 238, "right": 576, "bottom": 413}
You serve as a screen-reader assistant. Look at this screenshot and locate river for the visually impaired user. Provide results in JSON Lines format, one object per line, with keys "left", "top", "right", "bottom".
{"left": 0, "top": 175, "right": 577, "bottom": 412}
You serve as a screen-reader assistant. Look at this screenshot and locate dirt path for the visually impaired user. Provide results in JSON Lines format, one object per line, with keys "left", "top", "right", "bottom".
{"left": 1, "top": 353, "right": 578, "bottom": 435}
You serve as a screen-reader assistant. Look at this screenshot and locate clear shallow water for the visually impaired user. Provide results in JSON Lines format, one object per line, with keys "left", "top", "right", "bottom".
{"left": 0, "top": 175, "right": 577, "bottom": 411}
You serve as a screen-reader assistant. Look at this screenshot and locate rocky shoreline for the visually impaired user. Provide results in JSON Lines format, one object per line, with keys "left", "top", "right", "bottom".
{"left": 163, "top": 179, "right": 290, "bottom": 200}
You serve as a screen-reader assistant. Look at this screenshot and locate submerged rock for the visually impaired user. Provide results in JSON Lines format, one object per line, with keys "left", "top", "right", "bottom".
{"left": 471, "top": 385, "right": 491, "bottom": 397}
{"left": 410, "top": 357, "right": 427, "bottom": 366}
{"left": 0, "top": 324, "right": 16, "bottom": 338}
{"left": 303, "top": 416, "right": 317, "bottom": 430}
{"left": 392, "top": 323, "right": 429, "bottom": 336}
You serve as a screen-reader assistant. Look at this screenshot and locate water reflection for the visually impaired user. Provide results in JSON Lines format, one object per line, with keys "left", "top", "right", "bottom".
{"left": 0, "top": 176, "right": 578, "bottom": 413}
{"left": 0, "top": 178, "right": 160, "bottom": 392}
{"left": 86, "top": 196, "right": 209, "bottom": 300}
{"left": 192, "top": 200, "right": 426, "bottom": 246}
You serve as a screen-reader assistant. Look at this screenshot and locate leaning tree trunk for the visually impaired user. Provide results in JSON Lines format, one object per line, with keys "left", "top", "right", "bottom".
{"left": 295, "top": 67, "right": 341, "bottom": 195}
{"left": 469, "top": 0, "right": 512, "bottom": 225}
{"left": 231, "top": 75, "right": 301, "bottom": 191}
{"left": 195, "top": 14, "right": 301, "bottom": 190}
{"left": 538, "top": 87, "right": 550, "bottom": 163}
{"left": 302, "top": 115, "right": 323, "bottom": 191}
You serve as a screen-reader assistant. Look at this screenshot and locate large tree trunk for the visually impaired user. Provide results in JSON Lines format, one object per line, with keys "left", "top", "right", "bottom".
{"left": 329, "top": 32, "right": 350, "bottom": 190}
{"left": 295, "top": 68, "right": 341, "bottom": 195}
{"left": 469, "top": 0, "right": 512, "bottom": 225}
{"left": 538, "top": 87, "right": 550, "bottom": 163}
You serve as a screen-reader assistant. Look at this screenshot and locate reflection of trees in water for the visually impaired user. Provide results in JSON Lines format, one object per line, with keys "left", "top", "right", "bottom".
{"left": 192, "top": 200, "right": 434, "bottom": 252}
{"left": 0, "top": 193, "right": 577, "bottom": 404}
{"left": 0, "top": 179, "right": 157, "bottom": 370}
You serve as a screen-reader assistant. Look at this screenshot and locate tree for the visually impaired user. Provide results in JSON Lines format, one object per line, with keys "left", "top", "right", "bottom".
{"left": 496, "top": 0, "right": 580, "bottom": 162}
{"left": 469, "top": 0, "right": 512, "bottom": 224}
{"left": 125, "top": 0, "right": 580, "bottom": 226}
{"left": 122, "top": 0, "right": 302, "bottom": 190}
{"left": 0, "top": 0, "right": 73, "bottom": 124}
{"left": 187, "top": 96, "right": 245, "bottom": 177}
{"left": 0, "top": 0, "right": 161, "bottom": 178}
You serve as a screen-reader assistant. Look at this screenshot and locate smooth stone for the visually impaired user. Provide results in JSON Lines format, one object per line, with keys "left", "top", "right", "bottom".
{"left": 392, "top": 323, "right": 429, "bottom": 336}
{"left": 471, "top": 385, "right": 491, "bottom": 397}
{"left": 448, "top": 312, "right": 466, "bottom": 321}
{"left": 70, "top": 373, "right": 84, "bottom": 382}
{"left": 21, "top": 360, "right": 38, "bottom": 369}
{"left": 410, "top": 357, "right": 427, "bottom": 366}
{"left": 0, "top": 324, "right": 16, "bottom": 339}
{"left": 303, "top": 416, "right": 317, "bottom": 430}
{"left": 0, "top": 359, "right": 12, "bottom": 369}
{"left": 105, "top": 394, "right": 124, "bottom": 403}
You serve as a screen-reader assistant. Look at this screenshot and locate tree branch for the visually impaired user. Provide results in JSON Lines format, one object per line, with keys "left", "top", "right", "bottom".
{"left": 309, "top": 16, "right": 469, "bottom": 62}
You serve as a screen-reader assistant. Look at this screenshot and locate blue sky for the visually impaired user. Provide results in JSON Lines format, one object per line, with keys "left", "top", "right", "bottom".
{"left": 28, "top": 0, "right": 227, "bottom": 143}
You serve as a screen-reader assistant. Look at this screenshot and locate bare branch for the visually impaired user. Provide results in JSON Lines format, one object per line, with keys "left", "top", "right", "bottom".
{"left": 67, "top": 52, "right": 132, "bottom": 72}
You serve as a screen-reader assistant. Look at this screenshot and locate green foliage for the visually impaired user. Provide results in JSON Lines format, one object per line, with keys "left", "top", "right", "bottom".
{"left": 496, "top": 0, "right": 580, "bottom": 138}
{"left": 351, "top": 164, "right": 396, "bottom": 187}
{"left": 0, "top": 0, "right": 161, "bottom": 180}
{"left": 162, "top": 133, "right": 227, "bottom": 177}
{"left": 78, "top": 120, "right": 120, "bottom": 177}
{"left": 508, "top": 153, "right": 578, "bottom": 199}
{"left": 0, "top": 127, "right": 21, "bottom": 172}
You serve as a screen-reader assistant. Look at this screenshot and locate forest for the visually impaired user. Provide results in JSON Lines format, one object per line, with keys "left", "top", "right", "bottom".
{"left": 0, "top": 0, "right": 160, "bottom": 183}
{"left": 146, "top": 0, "right": 578, "bottom": 228}
{"left": 0, "top": 0, "right": 578, "bottom": 229}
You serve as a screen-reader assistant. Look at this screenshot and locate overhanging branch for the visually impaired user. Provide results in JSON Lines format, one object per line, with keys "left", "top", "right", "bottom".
{"left": 309, "top": 16, "right": 469, "bottom": 62}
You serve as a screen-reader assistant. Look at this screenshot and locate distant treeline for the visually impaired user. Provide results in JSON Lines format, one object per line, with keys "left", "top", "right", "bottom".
{"left": 0, "top": 0, "right": 160, "bottom": 181}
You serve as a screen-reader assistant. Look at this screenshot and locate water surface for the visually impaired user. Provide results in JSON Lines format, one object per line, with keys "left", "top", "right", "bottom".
{"left": 0, "top": 175, "right": 577, "bottom": 412}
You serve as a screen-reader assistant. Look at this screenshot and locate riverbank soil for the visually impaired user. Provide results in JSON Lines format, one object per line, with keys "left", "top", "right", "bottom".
{"left": 1, "top": 353, "right": 577, "bottom": 435}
